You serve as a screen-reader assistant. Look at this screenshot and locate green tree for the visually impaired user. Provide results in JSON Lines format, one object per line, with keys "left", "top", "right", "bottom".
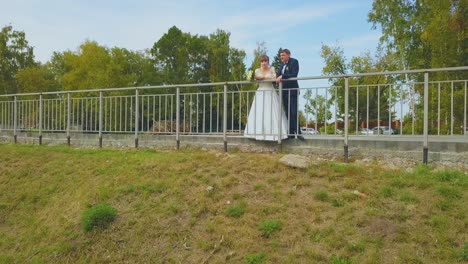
{"left": 321, "top": 44, "right": 400, "bottom": 129}
{"left": 16, "top": 64, "right": 59, "bottom": 93}
{"left": 271, "top": 47, "right": 283, "bottom": 74}
{"left": 59, "top": 41, "right": 112, "bottom": 91}
{"left": 48, "top": 41, "right": 154, "bottom": 92}
{"left": 151, "top": 26, "right": 202, "bottom": 85}
{"left": 0, "top": 25, "right": 36, "bottom": 94}
{"left": 247, "top": 41, "right": 268, "bottom": 81}
{"left": 304, "top": 92, "right": 332, "bottom": 125}
{"left": 368, "top": 0, "right": 467, "bottom": 73}
{"left": 369, "top": 0, "right": 467, "bottom": 134}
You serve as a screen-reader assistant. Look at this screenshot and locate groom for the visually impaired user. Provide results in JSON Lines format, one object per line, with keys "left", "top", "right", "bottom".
{"left": 276, "top": 48, "right": 301, "bottom": 138}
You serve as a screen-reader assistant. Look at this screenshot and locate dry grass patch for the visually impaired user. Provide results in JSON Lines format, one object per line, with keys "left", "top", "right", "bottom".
{"left": 0, "top": 144, "right": 466, "bottom": 263}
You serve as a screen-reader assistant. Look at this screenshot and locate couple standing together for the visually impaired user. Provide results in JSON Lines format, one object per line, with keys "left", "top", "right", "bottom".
{"left": 244, "top": 49, "right": 300, "bottom": 141}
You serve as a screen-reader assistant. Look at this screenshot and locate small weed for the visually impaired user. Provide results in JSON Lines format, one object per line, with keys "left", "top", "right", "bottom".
{"left": 380, "top": 187, "right": 394, "bottom": 198}
{"left": 97, "top": 186, "right": 111, "bottom": 201}
{"left": 245, "top": 252, "right": 266, "bottom": 264}
{"left": 434, "top": 170, "right": 464, "bottom": 183}
{"left": 346, "top": 241, "right": 365, "bottom": 253}
{"left": 461, "top": 242, "right": 468, "bottom": 261}
{"left": 411, "top": 164, "right": 431, "bottom": 177}
{"left": 330, "top": 163, "right": 349, "bottom": 173}
{"left": 259, "top": 219, "right": 282, "bottom": 238}
{"left": 437, "top": 186, "right": 462, "bottom": 200}
{"left": 342, "top": 193, "right": 359, "bottom": 202}
{"left": 314, "top": 191, "right": 329, "bottom": 202}
{"left": 254, "top": 184, "right": 265, "bottom": 191}
{"left": 81, "top": 203, "right": 117, "bottom": 232}
{"left": 344, "top": 178, "right": 359, "bottom": 189}
{"left": 391, "top": 178, "right": 407, "bottom": 188}
{"left": 332, "top": 199, "right": 345, "bottom": 207}
{"left": 430, "top": 215, "right": 449, "bottom": 229}
{"left": 399, "top": 191, "right": 419, "bottom": 204}
{"left": 330, "top": 255, "right": 353, "bottom": 264}
{"left": 436, "top": 199, "right": 453, "bottom": 211}
{"left": 226, "top": 203, "right": 246, "bottom": 218}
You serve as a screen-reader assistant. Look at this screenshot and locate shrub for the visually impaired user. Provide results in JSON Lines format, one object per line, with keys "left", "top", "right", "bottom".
{"left": 81, "top": 203, "right": 117, "bottom": 232}
{"left": 259, "top": 219, "right": 282, "bottom": 238}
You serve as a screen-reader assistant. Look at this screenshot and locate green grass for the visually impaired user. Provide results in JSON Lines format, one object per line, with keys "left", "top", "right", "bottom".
{"left": 0, "top": 143, "right": 466, "bottom": 263}
{"left": 81, "top": 203, "right": 117, "bottom": 231}
{"left": 258, "top": 219, "right": 282, "bottom": 238}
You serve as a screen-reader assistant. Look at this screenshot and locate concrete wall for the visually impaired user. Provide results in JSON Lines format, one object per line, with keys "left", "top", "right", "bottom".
{"left": 1, "top": 131, "right": 467, "bottom": 164}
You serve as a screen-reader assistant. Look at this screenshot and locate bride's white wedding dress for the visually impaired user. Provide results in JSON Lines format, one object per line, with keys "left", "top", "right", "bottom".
{"left": 244, "top": 67, "right": 289, "bottom": 141}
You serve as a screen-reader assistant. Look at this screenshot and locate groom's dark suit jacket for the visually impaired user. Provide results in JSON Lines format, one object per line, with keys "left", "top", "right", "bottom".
{"left": 277, "top": 58, "right": 299, "bottom": 89}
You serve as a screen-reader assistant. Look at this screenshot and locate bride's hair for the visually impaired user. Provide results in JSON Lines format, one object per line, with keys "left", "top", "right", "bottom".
{"left": 259, "top": 55, "right": 269, "bottom": 63}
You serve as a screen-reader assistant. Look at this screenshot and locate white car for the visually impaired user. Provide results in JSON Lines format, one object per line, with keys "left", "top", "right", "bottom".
{"left": 300, "top": 127, "right": 320, "bottom": 135}
{"left": 372, "top": 126, "right": 395, "bottom": 135}
{"left": 360, "top": 128, "right": 373, "bottom": 135}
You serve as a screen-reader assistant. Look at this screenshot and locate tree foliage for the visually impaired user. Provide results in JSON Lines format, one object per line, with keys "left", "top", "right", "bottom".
{"left": 368, "top": 0, "right": 467, "bottom": 73}
{"left": 0, "top": 25, "right": 35, "bottom": 94}
{"left": 321, "top": 44, "right": 400, "bottom": 126}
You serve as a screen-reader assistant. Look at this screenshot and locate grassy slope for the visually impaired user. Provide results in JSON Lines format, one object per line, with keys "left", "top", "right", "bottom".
{"left": 0, "top": 144, "right": 466, "bottom": 263}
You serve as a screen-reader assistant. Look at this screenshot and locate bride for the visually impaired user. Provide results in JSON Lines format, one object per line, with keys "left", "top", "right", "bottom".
{"left": 244, "top": 55, "right": 289, "bottom": 141}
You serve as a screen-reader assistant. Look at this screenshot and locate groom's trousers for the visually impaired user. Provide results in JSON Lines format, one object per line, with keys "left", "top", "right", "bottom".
{"left": 282, "top": 88, "right": 300, "bottom": 135}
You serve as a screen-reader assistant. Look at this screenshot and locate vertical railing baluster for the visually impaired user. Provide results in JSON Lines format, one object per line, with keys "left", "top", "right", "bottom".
{"left": 389, "top": 85, "right": 392, "bottom": 134}
{"left": 278, "top": 82, "right": 283, "bottom": 144}
{"left": 67, "top": 93, "right": 71, "bottom": 145}
{"left": 366, "top": 86, "right": 369, "bottom": 131}
{"left": 356, "top": 86, "right": 359, "bottom": 134}
{"left": 344, "top": 77, "right": 349, "bottom": 163}
{"left": 99, "top": 91, "right": 103, "bottom": 148}
{"left": 437, "top": 83, "right": 441, "bottom": 135}
{"left": 176, "top": 88, "right": 180, "bottom": 149}
{"left": 238, "top": 91, "right": 242, "bottom": 133}
{"left": 39, "top": 94, "right": 42, "bottom": 145}
{"left": 464, "top": 81, "right": 467, "bottom": 135}
{"left": 451, "top": 81, "right": 454, "bottom": 135}
{"left": 203, "top": 94, "right": 206, "bottom": 134}
{"left": 134, "top": 89, "right": 139, "bottom": 148}
{"left": 400, "top": 85, "right": 403, "bottom": 135}
{"left": 423, "top": 72, "right": 429, "bottom": 164}
{"left": 223, "top": 84, "right": 228, "bottom": 152}
{"left": 13, "top": 96, "right": 17, "bottom": 143}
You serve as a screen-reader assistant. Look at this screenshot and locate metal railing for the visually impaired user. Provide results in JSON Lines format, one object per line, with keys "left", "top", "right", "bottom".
{"left": 0, "top": 66, "right": 467, "bottom": 161}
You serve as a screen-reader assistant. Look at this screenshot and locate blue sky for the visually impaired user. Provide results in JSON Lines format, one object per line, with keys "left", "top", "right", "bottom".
{"left": 1, "top": 0, "right": 381, "bottom": 82}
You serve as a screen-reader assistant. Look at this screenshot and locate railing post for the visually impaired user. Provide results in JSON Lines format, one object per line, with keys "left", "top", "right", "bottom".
{"left": 344, "top": 77, "right": 349, "bottom": 163}
{"left": 13, "top": 96, "right": 17, "bottom": 143}
{"left": 223, "top": 84, "right": 228, "bottom": 152}
{"left": 176, "top": 87, "right": 180, "bottom": 150}
{"left": 278, "top": 82, "right": 283, "bottom": 145}
{"left": 134, "top": 89, "right": 139, "bottom": 148}
{"left": 67, "top": 93, "right": 71, "bottom": 146}
{"left": 99, "top": 91, "right": 103, "bottom": 148}
{"left": 39, "top": 94, "right": 43, "bottom": 145}
{"left": 423, "top": 72, "right": 429, "bottom": 164}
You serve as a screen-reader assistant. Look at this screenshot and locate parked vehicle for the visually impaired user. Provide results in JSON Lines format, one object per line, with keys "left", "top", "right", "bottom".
{"left": 360, "top": 128, "right": 373, "bottom": 135}
{"left": 300, "top": 127, "right": 320, "bottom": 135}
{"left": 372, "top": 126, "right": 395, "bottom": 135}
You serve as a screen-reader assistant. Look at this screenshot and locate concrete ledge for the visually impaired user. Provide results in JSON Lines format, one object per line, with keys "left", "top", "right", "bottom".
{"left": 1, "top": 131, "right": 467, "bottom": 164}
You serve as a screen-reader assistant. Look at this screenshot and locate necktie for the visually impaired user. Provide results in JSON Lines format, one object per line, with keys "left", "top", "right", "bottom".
{"left": 281, "top": 64, "right": 287, "bottom": 75}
